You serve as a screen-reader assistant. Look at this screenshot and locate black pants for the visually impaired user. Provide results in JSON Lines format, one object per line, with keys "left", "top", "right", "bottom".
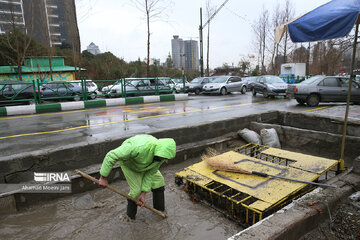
{"left": 126, "top": 186, "right": 165, "bottom": 219}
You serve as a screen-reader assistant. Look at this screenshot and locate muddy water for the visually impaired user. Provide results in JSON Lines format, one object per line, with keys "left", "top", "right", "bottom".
{"left": 0, "top": 157, "right": 242, "bottom": 240}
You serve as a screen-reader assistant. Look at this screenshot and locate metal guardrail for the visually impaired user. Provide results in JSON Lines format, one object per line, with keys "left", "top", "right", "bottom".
{"left": 0, "top": 77, "right": 187, "bottom": 106}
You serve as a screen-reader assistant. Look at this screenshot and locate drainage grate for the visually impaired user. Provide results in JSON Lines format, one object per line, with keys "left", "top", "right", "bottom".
{"left": 176, "top": 143, "right": 340, "bottom": 226}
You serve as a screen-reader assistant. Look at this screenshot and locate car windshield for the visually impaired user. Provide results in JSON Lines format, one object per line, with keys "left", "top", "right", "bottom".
{"left": 300, "top": 76, "right": 324, "bottom": 85}
{"left": 191, "top": 77, "right": 203, "bottom": 83}
{"left": 126, "top": 80, "right": 139, "bottom": 86}
{"left": 212, "top": 76, "right": 228, "bottom": 83}
{"left": 264, "top": 76, "right": 284, "bottom": 83}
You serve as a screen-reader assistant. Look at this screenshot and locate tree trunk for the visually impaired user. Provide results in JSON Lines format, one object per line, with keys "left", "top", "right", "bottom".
{"left": 49, "top": 49, "right": 53, "bottom": 81}
{"left": 283, "top": 31, "right": 288, "bottom": 63}
{"left": 270, "top": 43, "right": 276, "bottom": 75}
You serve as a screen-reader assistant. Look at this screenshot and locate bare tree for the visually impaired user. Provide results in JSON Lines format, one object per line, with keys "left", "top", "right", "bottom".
{"left": 268, "top": 3, "right": 282, "bottom": 75}
{"left": 279, "top": 0, "right": 294, "bottom": 64}
{"left": 252, "top": 7, "right": 269, "bottom": 74}
{"left": 131, "top": 0, "right": 172, "bottom": 77}
{"left": 310, "top": 37, "right": 352, "bottom": 75}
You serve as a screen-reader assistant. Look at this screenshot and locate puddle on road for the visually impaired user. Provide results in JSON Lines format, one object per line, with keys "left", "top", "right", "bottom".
{"left": 0, "top": 158, "right": 242, "bottom": 240}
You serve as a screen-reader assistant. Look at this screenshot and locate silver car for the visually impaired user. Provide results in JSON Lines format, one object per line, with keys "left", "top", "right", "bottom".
{"left": 202, "top": 76, "right": 245, "bottom": 95}
{"left": 287, "top": 75, "right": 360, "bottom": 106}
{"left": 252, "top": 75, "right": 288, "bottom": 98}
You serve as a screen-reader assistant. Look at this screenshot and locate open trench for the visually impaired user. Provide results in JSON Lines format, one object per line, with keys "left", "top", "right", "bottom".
{"left": 0, "top": 155, "right": 243, "bottom": 240}
{"left": 0, "top": 111, "right": 360, "bottom": 239}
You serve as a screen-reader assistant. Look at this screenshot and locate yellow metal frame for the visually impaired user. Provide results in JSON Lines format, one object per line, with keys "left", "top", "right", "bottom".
{"left": 176, "top": 143, "right": 340, "bottom": 226}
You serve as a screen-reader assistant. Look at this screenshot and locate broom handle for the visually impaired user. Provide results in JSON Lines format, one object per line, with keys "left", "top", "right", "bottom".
{"left": 74, "top": 170, "right": 167, "bottom": 218}
{"left": 251, "top": 171, "right": 336, "bottom": 188}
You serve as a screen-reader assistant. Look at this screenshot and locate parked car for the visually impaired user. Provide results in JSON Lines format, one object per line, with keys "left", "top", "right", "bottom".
{"left": 41, "top": 81, "right": 83, "bottom": 101}
{"left": 0, "top": 81, "right": 38, "bottom": 105}
{"left": 286, "top": 75, "right": 360, "bottom": 106}
{"left": 252, "top": 75, "right": 288, "bottom": 98}
{"left": 172, "top": 78, "right": 189, "bottom": 93}
{"left": 110, "top": 79, "right": 172, "bottom": 97}
{"left": 102, "top": 81, "right": 120, "bottom": 97}
{"left": 185, "top": 77, "right": 213, "bottom": 95}
{"left": 73, "top": 80, "right": 98, "bottom": 99}
{"left": 159, "top": 78, "right": 177, "bottom": 92}
{"left": 242, "top": 76, "right": 258, "bottom": 91}
{"left": 202, "top": 75, "right": 245, "bottom": 95}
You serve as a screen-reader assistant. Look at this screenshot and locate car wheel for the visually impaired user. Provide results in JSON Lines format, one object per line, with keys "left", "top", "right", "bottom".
{"left": 73, "top": 94, "right": 81, "bottom": 101}
{"left": 262, "top": 89, "right": 269, "bottom": 98}
{"left": 306, "top": 94, "right": 320, "bottom": 107}
{"left": 89, "top": 93, "right": 97, "bottom": 100}
{"left": 241, "top": 86, "right": 247, "bottom": 94}
{"left": 195, "top": 88, "right": 201, "bottom": 95}
{"left": 220, "top": 87, "right": 227, "bottom": 95}
{"left": 252, "top": 88, "right": 256, "bottom": 96}
{"left": 296, "top": 99, "right": 305, "bottom": 105}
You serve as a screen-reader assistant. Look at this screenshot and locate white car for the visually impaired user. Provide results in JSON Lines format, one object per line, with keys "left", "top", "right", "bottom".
{"left": 172, "top": 78, "right": 188, "bottom": 93}
{"left": 202, "top": 76, "right": 246, "bottom": 95}
{"left": 73, "top": 80, "right": 98, "bottom": 99}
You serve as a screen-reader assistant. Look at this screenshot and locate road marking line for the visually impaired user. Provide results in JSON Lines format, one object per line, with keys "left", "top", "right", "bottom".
{"left": 302, "top": 106, "right": 329, "bottom": 112}
{"left": 0, "top": 99, "right": 283, "bottom": 140}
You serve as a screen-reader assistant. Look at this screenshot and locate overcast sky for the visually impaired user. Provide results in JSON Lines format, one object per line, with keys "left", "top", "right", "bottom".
{"left": 75, "top": 0, "right": 330, "bottom": 68}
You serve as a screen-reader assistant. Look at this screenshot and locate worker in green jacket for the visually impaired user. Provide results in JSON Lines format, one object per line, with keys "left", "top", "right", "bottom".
{"left": 98, "top": 134, "right": 176, "bottom": 219}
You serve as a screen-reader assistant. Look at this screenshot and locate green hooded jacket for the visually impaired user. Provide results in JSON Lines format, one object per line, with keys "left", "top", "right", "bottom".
{"left": 100, "top": 134, "right": 176, "bottom": 193}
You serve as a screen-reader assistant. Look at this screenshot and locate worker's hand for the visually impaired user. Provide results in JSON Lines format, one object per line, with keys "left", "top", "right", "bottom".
{"left": 98, "top": 176, "right": 108, "bottom": 188}
{"left": 136, "top": 192, "right": 146, "bottom": 207}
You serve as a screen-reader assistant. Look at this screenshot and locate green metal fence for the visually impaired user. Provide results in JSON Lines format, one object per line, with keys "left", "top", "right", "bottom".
{"left": 0, "top": 77, "right": 187, "bottom": 106}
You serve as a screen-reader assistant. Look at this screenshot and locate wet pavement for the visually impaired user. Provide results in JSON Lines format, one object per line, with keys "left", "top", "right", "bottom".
{"left": 0, "top": 157, "right": 242, "bottom": 240}
{"left": 0, "top": 94, "right": 311, "bottom": 159}
{"left": 1, "top": 94, "right": 360, "bottom": 239}
{"left": 307, "top": 104, "right": 360, "bottom": 121}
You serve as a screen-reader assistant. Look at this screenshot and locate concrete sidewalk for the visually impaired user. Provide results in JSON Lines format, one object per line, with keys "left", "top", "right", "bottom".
{"left": 0, "top": 94, "right": 188, "bottom": 116}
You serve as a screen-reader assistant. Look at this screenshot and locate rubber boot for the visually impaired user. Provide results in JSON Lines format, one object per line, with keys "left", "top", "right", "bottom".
{"left": 127, "top": 199, "right": 137, "bottom": 219}
{"left": 152, "top": 186, "right": 165, "bottom": 211}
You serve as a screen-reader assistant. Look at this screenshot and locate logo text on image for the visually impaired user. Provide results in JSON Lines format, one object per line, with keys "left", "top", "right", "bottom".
{"left": 34, "top": 172, "right": 70, "bottom": 182}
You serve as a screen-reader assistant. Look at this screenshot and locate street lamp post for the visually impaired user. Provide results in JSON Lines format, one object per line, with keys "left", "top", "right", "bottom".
{"left": 199, "top": 8, "right": 204, "bottom": 76}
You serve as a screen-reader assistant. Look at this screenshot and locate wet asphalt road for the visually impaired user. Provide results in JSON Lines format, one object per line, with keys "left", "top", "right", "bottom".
{"left": 0, "top": 93, "right": 348, "bottom": 158}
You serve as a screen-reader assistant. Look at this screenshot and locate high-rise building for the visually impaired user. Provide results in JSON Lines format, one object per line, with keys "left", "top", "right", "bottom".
{"left": 184, "top": 40, "right": 199, "bottom": 71}
{"left": 0, "top": 0, "right": 26, "bottom": 33}
{"left": 171, "top": 35, "right": 185, "bottom": 69}
{"left": 86, "top": 42, "right": 100, "bottom": 55}
{"left": 0, "top": 0, "right": 80, "bottom": 52}
{"left": 171, "top": 35, "right": 199, "bottom": 71}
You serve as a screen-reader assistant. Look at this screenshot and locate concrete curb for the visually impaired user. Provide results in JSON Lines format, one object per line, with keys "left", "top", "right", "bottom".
{"left": 0, "top": 94, "right": 188, "bottom": 116}
{"left": 229, "top": 171, "right": 360, "bottom": 240}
